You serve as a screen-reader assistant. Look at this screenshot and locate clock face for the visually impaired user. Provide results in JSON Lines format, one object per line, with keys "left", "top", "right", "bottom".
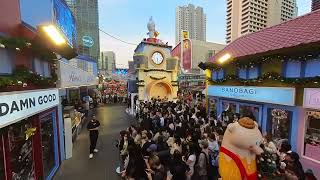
{"left": 151, "top": 52, "right": 164, "bottom": 65}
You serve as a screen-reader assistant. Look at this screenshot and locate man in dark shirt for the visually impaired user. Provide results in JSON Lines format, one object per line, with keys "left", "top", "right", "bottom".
{"left": 87, "top": 115, "right": 100, "bottom": 159}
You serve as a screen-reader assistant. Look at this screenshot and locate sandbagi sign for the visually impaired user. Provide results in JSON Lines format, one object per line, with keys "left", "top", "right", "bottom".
{"left": 0, "top": 89, "right": 59, "bottom": 128}
{"left": 208, "top": 85, "right": 295, "bottom": 106}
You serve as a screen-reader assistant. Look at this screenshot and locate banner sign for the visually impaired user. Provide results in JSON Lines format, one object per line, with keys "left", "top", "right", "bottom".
{"left": 0, "top": 89, "right": 59, "bottom": 128}
{"left": 208, "top": 86, "right": 295, "bottom": 106}
{"left": 58, "top": 61, "right": 98, "bottom": 88}
{"left": 182, "top": 30, "right": 189, "bottom": 40}
{"left": 303, "top": 88, "right": 320, "bottom": 109}
{"left": 182, "top": 39, "right": 192, "bottom": 71}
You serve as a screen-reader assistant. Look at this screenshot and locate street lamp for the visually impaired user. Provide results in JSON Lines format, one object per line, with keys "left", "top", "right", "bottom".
{"left": 42, "top": 25, "right": 66, "bottom": 45}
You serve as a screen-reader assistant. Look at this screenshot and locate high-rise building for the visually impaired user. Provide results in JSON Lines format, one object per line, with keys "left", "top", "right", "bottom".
{"left": 226, "top": 0, "right": 298, "bottom": 44}
{"left": 312, "top": 0, "right": 320, "bottom": 11}
{"left": 66, "top": 0, "right": 100, "bottom": 61}
{"left": 175, "top": 4, "right": 206, "bottom": 44}
{"left": 99, "top": 51, "right": 116, "bottom": 75}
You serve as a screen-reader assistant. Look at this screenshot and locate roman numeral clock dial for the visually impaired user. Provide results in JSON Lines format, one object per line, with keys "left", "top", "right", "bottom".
{"left": 151, "top": 52, "right": 164, "bottom": 65}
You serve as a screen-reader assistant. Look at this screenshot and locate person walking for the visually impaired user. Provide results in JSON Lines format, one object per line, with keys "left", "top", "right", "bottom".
{"left": 87, "top": 115, "right": 100, "bottom": 159}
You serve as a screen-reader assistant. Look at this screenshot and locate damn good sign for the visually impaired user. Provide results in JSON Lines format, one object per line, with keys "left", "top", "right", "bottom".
{"left": 0, "top": 89, "right": 59, "bottom": 128}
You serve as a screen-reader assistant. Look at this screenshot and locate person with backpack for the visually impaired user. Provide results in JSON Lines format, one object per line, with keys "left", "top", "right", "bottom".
{"left": 196, "top": 140, "right": 210, "bottom": 180}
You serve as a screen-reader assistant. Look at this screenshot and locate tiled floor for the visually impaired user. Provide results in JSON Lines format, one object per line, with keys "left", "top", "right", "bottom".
{"left": 54, "top": 104, "right": 134, "bottom": 180}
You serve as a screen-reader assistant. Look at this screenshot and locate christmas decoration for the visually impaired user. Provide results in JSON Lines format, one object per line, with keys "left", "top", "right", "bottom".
{"left": 0, "top": 37, "right": 57, "bottom": 62}
{"left": 149, "top": 76, "right": 166, "bottom": 80}
{"left": 257, "top": 146, "right": 280, "bottom": 179}
{"left": 25, "top": 127, "right": 37, "bottom": 140}
{"left": 211, "top": 72, "right": 320, "bottom": 86}
{"left": 219, "top": 117, "right": 263, "bottom": 180}
{"left": 0, "top": 66, "right": 57, "bottom": 89}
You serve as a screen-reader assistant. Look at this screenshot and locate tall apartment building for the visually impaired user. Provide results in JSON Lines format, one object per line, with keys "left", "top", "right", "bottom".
{"left": 99, "top": 51, "right": 116, "bottom": 75}
{"left": 66, "top": 0, "right": 100, "bottom": 61}
{"left": 312, "top": 0, "right": 320, "bottom": 11}
{"left": 175, "top": 4, "right": 206, "bottom": 44}
{"left": 226, "top": 0, "right": 298, "bottom": 44}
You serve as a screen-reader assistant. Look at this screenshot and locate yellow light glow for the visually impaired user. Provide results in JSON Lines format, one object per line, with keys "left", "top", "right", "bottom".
{"left": 205, "top": 69, "right": 211, "bottom": 78}
{"left": 218, "top": 53, "right": 232, "bottom": 64}
{"left": 43, "top": 25, "right": 66, "bottom": 45}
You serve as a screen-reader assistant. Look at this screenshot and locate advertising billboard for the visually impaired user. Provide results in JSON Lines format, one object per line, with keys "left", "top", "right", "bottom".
{"left": 182, "top": 39, "right": 192, "bottom": 71}
{"left": 113, "top": 69, "right": 129, "bottom": 76}
{"left": 171, "top": 39, "right": 192, "bottom": 72}
{"left": 53, "top": 0, "right": 77, "bottom": 48}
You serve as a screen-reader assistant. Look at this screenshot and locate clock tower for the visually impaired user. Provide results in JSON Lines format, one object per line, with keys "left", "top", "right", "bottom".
{"left": 133, "top": 17, "right": 179, "bottom": 101}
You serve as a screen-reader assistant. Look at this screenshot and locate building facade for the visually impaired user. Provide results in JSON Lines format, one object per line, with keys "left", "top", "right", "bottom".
{"left": 226, "top": 0, "right": 298, "bottom": 44}
{"left": 208, "top": 10, "right": 320, "bottom": 178}
{"left": 133, "top": 39, "right": 179, "bottom": 101}
{"left": 66, "top": 0, "right": 100, "bottom": 61}
{"left": 175, "top": 4, "right": 206, "bottom": 44}
{"left": 312, "top": 0, "right": 320, "bottom": 11}
{"left": 99, "top": 51, "right": 116, "bottom": 75}
{"left": 172, "top": 39, "right": 225, "bottom": 73}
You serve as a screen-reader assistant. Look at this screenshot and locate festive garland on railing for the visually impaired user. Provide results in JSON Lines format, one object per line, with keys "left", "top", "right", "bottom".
{"left": 0, "top": 66, "right": 58, "bottom": 89}
{"left": 211, "top": 72, "right": 320, "bottom": 86}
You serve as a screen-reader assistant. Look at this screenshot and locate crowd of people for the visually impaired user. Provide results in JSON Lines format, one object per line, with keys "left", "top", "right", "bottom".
{"left": 114, "top": 94, "right": 316, "bottom": 180}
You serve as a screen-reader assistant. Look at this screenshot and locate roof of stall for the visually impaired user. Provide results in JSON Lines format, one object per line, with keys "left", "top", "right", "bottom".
{"left": 210, "top": 9, "right": 320, "bottom": 63}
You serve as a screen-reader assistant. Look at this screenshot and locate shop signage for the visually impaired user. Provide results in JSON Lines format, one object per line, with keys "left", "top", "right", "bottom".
{"left": 58, "top": 61, "right": 98, "bottom": 88}
{"left": 208, "top": 86, "right": 295, "bottom": 106}
{"left": 303, "top": 88, "right": 320, "bottom": 109}
{"left": 82, "top": 35, "right": 94, "bottom": 47}
{"left": 0, "top": 89, "right": 59, "bottom": 128}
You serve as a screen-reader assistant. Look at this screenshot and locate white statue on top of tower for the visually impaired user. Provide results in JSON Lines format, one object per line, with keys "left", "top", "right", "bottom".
{"left": 147, "top": 16, "right": 159, "bottom": 38}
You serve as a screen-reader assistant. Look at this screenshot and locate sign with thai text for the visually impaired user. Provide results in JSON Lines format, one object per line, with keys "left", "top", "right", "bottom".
{"left": 208, "top": 86, "right": 295, "bottom": 106}
{"left": 303, "top": 88, "right": 320, "bottom": 109}
{"left": 0, "top": 89, "right": 59, "bottom": 128}
{"left": 58, "top": 61, "right": 98, "bottom": 88}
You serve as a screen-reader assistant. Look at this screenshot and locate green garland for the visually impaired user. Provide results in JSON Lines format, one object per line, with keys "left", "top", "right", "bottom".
{"left": 212, "top": 72, "right": 320, "bottom": 86}
{"left": 233, "top": 53, "right": 320, "bottom": 69}
{"left": 150, "top": 76, "right": 166, "bottom": 80}
{"left": 0, "top": 66, "right": 57, "bottom": 89}
{"left": 0, "top": 37, "right": 56, "bottom": 62}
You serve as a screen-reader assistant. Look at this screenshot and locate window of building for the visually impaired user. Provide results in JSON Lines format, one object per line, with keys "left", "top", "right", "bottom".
{"left": 303, "top": 111, "right": 320, "bottom": 162}
{"left": 284, "top": 60, "right": 302, "bottom": 78}
{"left": 267, "top": 108, "right": 292, "bottom": 141}
{"left": 238, "top": 66, "right": 260, "bottom": 79}
{"left": 0, "top": 48, "right": 13, "bottom": 74}
{"left": 41, "top": 113, "right": 57, "bottom": 179}
{"left": 33, "top": 58, "right": 50, "bottom": 77}
{"left": 305, "top": 59, "right": 320, "bottom": 77}
{"left": 211, "top": 69, "right": 224, "bottom": 81}
{"left": 284, "top": 58, "right": 320, "bottom": 78}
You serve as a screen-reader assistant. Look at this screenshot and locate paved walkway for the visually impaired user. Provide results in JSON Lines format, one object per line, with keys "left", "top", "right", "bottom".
{"left": 54, "top": 104, "right": 134, "bottom": 180}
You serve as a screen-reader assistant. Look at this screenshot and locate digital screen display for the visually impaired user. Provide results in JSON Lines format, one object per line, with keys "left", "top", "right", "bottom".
{"left": 53, "top": 0, "right": 77, "bottom": 48}
{"left": 113, "top": 69, "right": 128, "bottom": 76}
